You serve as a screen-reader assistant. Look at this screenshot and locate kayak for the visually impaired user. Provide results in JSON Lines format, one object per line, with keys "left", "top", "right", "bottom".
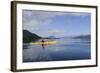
{"left": 31, "top": 40, "right": 57, "bottom": 45}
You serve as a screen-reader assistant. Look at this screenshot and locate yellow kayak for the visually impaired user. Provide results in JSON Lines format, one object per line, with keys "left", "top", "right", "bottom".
{"left": 31, "top": 40, "right": 57, "bottom": 45}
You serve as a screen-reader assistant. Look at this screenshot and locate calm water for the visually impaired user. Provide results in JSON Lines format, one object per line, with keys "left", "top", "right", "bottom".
{"left": 23, "top": 38, "right": 91, "bottom": 62}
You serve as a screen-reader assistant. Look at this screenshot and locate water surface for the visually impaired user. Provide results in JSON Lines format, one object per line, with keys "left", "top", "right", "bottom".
{"left": 23, "top": 38, "right": 91, "bottom": 62}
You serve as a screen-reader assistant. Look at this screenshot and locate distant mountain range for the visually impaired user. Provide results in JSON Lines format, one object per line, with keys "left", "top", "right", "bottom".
{"left": 23, "top": 30, "right": 41, "bottom": 43}
{"left": 72, "top": 34, "right": 91, "bottom": 41}
{"left": 46, "top": 36, "right": 60, "bottom": 39}
{"left": 23, "top": 30, "right": 91, "bottom": 43}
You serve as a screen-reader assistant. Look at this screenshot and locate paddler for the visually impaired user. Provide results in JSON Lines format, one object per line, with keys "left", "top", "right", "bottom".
{"left": 41, "top": 39, "right": 46, "bottom": 48}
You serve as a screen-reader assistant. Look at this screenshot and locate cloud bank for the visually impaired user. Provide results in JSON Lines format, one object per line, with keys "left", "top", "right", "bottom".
{"left": 22, "top": 10, "right": 90, "bottom": 37}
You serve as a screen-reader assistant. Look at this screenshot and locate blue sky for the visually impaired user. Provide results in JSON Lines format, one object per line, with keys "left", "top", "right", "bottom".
{"left": 22, "top": 10, "right": 91, "bottom": 37}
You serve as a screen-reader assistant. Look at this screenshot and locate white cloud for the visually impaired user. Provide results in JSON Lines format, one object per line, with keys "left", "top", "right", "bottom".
{"left": 23, "top": 19, "right": 39, "bottom": 31}
{"left": 23, "top": 10, "right": 68, "bottom": 26}
{"left": 68, "top": 12, "right": 90, "bottom": 16}
{"left": 49, "top": 30, "right": 62, "bottom": 34}
{"left": 23, "top": 10, "right": 90, "bottom": 33}
{"left": 49, "top": 30, "right": 66, "bottom": 37}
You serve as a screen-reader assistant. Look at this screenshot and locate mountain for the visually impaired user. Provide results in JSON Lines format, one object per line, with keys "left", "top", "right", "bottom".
{"left": 73, "top": 34, "right": 91, "bottom": 41}
{"left": 23, "top": 30, "right": 41, "bottom": 43}
{"left": 46, "top": 36, "right": 60, "bottom": 39}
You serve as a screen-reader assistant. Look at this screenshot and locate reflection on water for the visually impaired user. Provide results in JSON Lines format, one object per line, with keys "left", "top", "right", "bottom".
{"left": 23, "top": 38, "right": 91, "bottom": 62}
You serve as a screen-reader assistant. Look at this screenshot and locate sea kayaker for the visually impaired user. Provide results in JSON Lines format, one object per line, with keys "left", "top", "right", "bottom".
{"left": 41, "top": 39, "right": 45, "bottom": 48}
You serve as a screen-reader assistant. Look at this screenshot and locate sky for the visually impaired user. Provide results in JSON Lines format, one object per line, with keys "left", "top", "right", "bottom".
{"left": 22, "top": 10, "right": 91, "bottom": 37}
